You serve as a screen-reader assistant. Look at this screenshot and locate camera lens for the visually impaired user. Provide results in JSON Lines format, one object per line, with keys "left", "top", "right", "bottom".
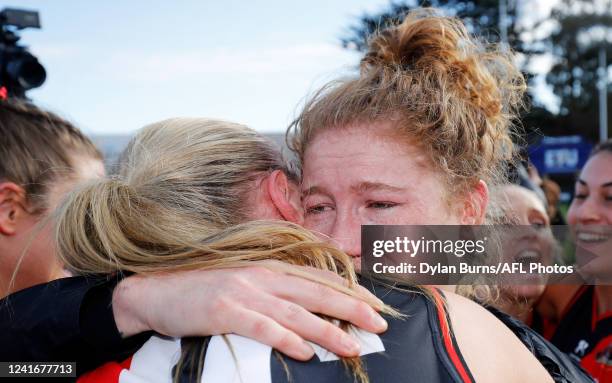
{"left": 6, "top": 52, "right": 46, "bottom": 90}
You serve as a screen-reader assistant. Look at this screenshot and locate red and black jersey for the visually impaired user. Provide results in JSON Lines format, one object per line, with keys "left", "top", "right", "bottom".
{"left": 79, "top": 281, "right": 474, "bottom": 383}
{"left": 535, "top": 286, "right": 611, "bottom": 382}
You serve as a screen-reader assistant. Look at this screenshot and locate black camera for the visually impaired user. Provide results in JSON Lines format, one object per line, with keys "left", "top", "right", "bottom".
{"left": 0, "top": 8, "right": 46, "bottom": 98}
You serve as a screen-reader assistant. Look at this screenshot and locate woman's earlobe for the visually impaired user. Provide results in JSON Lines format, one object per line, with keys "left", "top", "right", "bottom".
{"left": 0, "top": 182, "right": 28, "bottom": 235}
{"left": 267, "top": 170, "right": 303, "bottom": 224}
{"left": 462, "top": 180, "right": 489, "bottom": 225}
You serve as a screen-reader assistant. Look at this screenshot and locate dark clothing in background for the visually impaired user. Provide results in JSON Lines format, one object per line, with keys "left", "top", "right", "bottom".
{"left": 533, "top": 286, "right": 611, "bottom": 382}
{"left": 0, "top": 276, "right": 151, "bottom": 376}
{"left": 486, "top": 306, "right": 595, "bottom": 383}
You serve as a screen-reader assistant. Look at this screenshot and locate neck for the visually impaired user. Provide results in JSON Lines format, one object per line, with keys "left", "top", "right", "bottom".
{"left": 0, "top": 243, "right": 16, "bottom": 298}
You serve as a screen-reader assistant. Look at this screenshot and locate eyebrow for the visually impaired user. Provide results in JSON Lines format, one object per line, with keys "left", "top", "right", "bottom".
{"left": 351, "top": 181, "right": 406, "bottom": 193}
{"left": 577, "top": 179, "right": 612, "bottom": 188}
{"left": 302, "top": 182, "right": 407, "bottom": 198}
{"left": 302, "top": 185, "right": 331, "bottom": 198}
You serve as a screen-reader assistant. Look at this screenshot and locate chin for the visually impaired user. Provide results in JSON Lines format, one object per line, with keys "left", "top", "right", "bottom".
{"left": 511, "top": 284, "right": 545, "bottom": 301}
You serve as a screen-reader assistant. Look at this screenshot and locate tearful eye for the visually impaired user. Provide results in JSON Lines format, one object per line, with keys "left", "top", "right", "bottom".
{"left": 367, "top": 201, "right": 398, "bottom": 209}
{"left": 305, "top": 205, "right": 333, "bottom": 215}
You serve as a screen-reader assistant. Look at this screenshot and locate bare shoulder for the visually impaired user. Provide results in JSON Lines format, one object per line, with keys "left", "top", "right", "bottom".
{"left": 443, "top": 291, "right": 553, "bottom": 383}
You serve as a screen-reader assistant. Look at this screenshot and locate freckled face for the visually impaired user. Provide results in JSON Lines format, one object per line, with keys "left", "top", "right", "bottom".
{"left": 301, "top": 122, "right": 459, "bottom": 269}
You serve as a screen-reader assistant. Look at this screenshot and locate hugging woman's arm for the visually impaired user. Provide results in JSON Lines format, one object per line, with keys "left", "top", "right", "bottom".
{"left": 1, "top": 266, "right": 383, "bottom": 374}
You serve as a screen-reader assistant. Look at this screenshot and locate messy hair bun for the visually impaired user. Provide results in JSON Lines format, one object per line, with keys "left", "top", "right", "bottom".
{"left": 289, "top": 7, "right": 526, "bottom": 199}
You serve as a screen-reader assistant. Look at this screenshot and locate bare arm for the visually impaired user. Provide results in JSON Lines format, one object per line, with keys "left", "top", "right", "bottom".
{"left": 112, "top": 264, "right": 388, "bottom": 361}
{"left": 445, "top": 292, "right": 553, "bottom": 383}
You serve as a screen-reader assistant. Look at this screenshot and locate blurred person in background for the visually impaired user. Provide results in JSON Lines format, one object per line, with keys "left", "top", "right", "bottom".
{"left": 493, "top": 184, "right": 555, "bottom": 324}
{"left": 0, "top": 100, "right": 105, "bottom": 297}
{"left": 481, "top": 184, "right": 593, "bottom": 382}
{"left": 535, "top": 140, "right": 612, "bottom": 381}
{"left": 526, "top": 164, "right": 565, "bottom": 225}
{"left": 541, "top": 178, "right": 566, "bottom": 225}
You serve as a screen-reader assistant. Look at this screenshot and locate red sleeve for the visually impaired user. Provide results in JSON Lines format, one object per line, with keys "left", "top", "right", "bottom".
{"left": 78, "top": 356, "right": 133, "bottom": 383}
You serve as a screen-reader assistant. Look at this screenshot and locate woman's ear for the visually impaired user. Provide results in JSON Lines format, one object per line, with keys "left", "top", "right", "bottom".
{"left": 462, "top": 180, "right": 489, "bottom": 225}
{"left": 266, "top": 170, "right": 303, "bottom": 224}
{"left": 0, "top": 182, "right": 28, "bottom": 236}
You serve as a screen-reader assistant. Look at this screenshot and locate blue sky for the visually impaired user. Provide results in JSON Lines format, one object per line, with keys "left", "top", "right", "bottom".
{"left": 9, "top": 0, "right": 395, "bottom": 134}
{"left": 9, "top": 1, "right": 565, "bottom": 135}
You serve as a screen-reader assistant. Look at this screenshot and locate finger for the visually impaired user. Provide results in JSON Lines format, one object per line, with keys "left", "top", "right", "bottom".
{"left": 263, "top": 273, "right": 388, "bottom": 333}
{"left": 269, "top": 263, "right": 385, "bottom": 307}
{"left": 246, "top": 293, "right": 363, "bottom": 358}
{"left": 227, "top": 307, "right": 315, "bottom": 361}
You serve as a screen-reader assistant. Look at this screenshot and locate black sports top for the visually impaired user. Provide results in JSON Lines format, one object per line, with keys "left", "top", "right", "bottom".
{"left": 257, "top": 281, "right": 475, "bottom": 383}
{"left": 534, "top": 286, "right": 611, "bottom": 382}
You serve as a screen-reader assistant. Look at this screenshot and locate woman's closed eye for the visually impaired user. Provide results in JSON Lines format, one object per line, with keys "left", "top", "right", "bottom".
{"left": 367, "top": 201, "right": 399, "bottom": 209}
{"left": 305, "top": 204, "right": 334, "bottom": 215}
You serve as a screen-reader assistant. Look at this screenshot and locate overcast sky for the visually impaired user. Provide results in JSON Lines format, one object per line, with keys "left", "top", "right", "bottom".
{"left": 10, "top": 1, "right": 559, "bottom": 135}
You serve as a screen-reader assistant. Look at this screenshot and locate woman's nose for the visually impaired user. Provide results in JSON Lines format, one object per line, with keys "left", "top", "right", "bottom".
{"left": 575, "top": 197, "right": 602, "bottom": 224}
{"left": 330, "top": 214, "right": 362, "bottom": 257}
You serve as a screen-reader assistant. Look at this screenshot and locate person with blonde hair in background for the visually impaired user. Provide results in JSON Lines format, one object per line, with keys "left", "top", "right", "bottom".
{"left": 493, "top": 184, "right": 555, "bottom": 323}
{"left": 482, "top": 184, "right": 592, "bottom": 382}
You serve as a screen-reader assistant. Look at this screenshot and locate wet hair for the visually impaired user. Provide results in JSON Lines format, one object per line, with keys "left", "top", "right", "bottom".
{"left": 0, "top": 99, "right": 102, "bottom": 213}
{"left": 288, "top": 8, "right": 526, "bottom": 206}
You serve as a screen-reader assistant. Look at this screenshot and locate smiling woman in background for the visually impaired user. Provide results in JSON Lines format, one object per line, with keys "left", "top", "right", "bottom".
{"left": 535, "top": 140, "right": 612, "bottom": 381}
{"left": 493, "top": 184, "right": 555, "bottom": 323}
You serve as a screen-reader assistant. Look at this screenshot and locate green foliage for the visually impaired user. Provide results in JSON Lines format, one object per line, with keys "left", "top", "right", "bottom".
{"left": 544, "top": 0, "right": 612, "bottom": 141}
{"left": 341, "top": 0, "right": 522, "bottom": 51}
{"left": 340, "top": 0, "right": 611, "bottom": 142}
